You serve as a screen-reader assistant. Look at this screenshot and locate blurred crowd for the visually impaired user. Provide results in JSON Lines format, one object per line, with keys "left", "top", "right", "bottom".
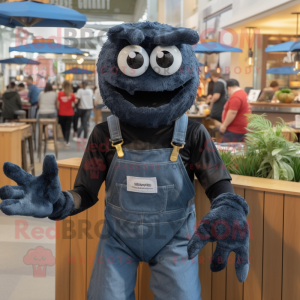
{"left": 0, "top": 77, "right": 103, "bottom": 146}
{"left": 192, "top": 71, "right": 253, "bottom": 143}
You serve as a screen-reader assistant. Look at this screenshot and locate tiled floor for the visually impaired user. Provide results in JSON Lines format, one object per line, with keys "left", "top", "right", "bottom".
{"left": 0, "top": 120, "right": 94, "bottom": 300}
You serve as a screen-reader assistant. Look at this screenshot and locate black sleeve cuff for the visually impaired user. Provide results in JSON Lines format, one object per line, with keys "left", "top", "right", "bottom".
{"left": 205, "top": 179, "right": 234, "bottom": 201}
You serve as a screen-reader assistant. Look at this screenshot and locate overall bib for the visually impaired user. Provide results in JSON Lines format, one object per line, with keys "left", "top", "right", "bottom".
{"left": 87, "top": 115, "right": 201, "bottom": 300}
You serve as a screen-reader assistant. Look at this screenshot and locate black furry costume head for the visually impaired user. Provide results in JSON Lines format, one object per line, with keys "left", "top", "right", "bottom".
{"left": 97, "top": 21, "right": 200, "bottom": 128}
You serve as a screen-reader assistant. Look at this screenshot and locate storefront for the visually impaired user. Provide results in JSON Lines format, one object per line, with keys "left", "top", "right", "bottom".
{"left": 63, "top": 60, "right": 96, "bottom": 86}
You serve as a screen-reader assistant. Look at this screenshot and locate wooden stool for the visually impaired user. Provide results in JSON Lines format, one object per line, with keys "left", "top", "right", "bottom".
{"left": 21, "top": 125, "right": 35, "bottom": 176}
{"left": 14, "top": 110, "right": 26, "bottom": 119}
{"left": 38, "top": 118, "right": 58, "bottom": 162}
{"left": 19, "top": 118, "right": 37, "bottom": 151}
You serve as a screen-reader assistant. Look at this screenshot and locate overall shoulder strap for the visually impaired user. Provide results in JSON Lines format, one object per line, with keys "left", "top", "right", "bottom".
{"left": 107, "top": 115, "right": 122, "bottom": 143}
{"left": 107, "top": 115, "right": 124, "bottom": 157}
{"left": 170, "top": 114, "right": 188, "bottom": 161}
{"left": 172, "top": 114, "right": 188, "bottom": 145}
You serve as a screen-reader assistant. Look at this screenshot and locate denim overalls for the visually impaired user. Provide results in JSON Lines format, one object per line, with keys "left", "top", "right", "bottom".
{"left": 87, "top": 114, "right": 201, "bottom": 300}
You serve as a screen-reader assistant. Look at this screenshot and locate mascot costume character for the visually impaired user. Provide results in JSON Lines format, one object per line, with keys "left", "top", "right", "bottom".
{"left": 0, "top": 22, "right": 249, "bottom": 300}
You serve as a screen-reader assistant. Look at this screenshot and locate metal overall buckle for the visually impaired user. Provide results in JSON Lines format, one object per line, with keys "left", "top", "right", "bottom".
{"left": 170, "top": 142, "right": 184, "bottom": 162}
{"left": 111, "top": 139, "right": 124, "bottom": 158}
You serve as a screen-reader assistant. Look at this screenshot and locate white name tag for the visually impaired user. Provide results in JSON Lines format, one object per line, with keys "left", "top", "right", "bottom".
{"left": 127, "top": 176, "right": 158, "bottom": 193}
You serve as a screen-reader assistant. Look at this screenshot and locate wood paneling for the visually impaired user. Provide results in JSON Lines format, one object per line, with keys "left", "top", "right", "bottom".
{"left": 226, "top": 187, "right": 245, "bottom": 300}
{"left": 56, "top": 167, "right": 71, "bottom": 300}
{"left": 263, "top": 192, "right": 283, "bottom": 300}
{"left": 0, "top": 130, "right": 22, "bottom": 186}
{"left": 55, "top": 159, "right": 300, "bottom": 300}
{"left": 212, "top": 242, "right": 226, "bottom": 300}
{"left": 244, "top": 189, "right": 264, "bottom": 300}
{"left": 70, "top": 169, "right": 87, "bottom": 300}
{"left": 282, "top": 194, "right": 300, "bottom": 299}
{"left": 230, "top": 174, "right": 300, "bottom": 196}
{"left": 138, "top": 263, "right": 154, "bottom": 300}
{"left": 195, "top": 183, "right": 212, "bottom": 300}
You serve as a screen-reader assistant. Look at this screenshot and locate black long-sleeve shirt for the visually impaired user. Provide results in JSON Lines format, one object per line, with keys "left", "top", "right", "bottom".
{"left": 71, "top": 119, "right": 233, "bottom": 215}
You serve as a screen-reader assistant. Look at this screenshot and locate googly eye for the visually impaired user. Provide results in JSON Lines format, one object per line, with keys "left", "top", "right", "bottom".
{"left": 117, "top": 45, "right": 149, "bottom": 77}
{"left": 150, "top": 46, "right": 182, "bottom": 76}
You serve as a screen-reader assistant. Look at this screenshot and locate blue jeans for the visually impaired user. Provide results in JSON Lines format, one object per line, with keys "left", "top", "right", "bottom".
{"left": 222, "top": 130, "right": 245, "bottom": 143}
{"left": 30, "top": 103, "right": 38, "bottom": 118}
{"left": 87, "top": 115, "right": 201, "bottom": 300}
{"left": 77, "top": 109, "right": 92, "bottom": 138}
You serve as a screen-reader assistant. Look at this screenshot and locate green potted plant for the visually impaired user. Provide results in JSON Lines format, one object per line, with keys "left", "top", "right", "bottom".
{"left": 219, "top": 114, "right": 300, "bottom": 181}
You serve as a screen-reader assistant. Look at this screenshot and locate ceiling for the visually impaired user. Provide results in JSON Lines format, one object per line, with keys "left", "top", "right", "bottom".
{"left": 224, "top": 2, "right": 300, "bottom": 35}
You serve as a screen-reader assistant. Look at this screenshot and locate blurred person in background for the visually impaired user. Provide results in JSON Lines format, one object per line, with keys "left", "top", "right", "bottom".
{"left": 72, "top": 83, "right": 80, "bottom": 138}
{"left": 94, "top": 86, "right": 105, "bottom": 124}
{"left": 38, "top": 83, "right": 57, "bottom": 119}
{"left": 220, "top": 79, "right": 252, "bottom": 142}
{"left": 57, "top": 80, "right": 76, "bottom": 146}
{"left": 269, "top": 81, "right": 279, "bottom": 92}
{"left": 206, "top": 76, "right": 214, "bottom": 98}
{"left": 26, "top": 75, "right": 40, "bottom": 118}
{"left": 2, "top": 82, "right": 22, "bottom": 122}
{"left": 17, "top": 83, "right": 28, "bottom": 100}
{"left": 258, "top": 80, "right": 280, "bottom": 102}
{"left": 74, "top": 81, "right": 94, "bottom": 142}
{"left": 196, "top": 75, "right": 204, "bottom": 102}
{"left": 206, "top": 72, "right": 228, "bottom": 123}
{"left": 94, "top": 86, "right": 104, "bottom": 108}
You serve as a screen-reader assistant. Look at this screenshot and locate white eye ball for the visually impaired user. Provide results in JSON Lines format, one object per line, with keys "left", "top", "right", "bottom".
{"left": 117, "top": 45, "right": 149, "bottom": 77}
{"left": 150, "top": 46, "right": 182, "bottom": 76}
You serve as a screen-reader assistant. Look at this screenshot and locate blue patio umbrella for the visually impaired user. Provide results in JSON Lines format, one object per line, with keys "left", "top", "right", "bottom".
{"left": 266, "top": 66, "right": 299, "bottom": 75}
{"left": 194, "top": 42, "right": 243, "bottom": 54}
{"left": 290, "top": 40, "right": 300, "bottom": 52}
{"left": 0, "top": 57, "right": 39, "bottom": 65}
{"left": 62, "top": 67, "right": 94, "bottom": 75}
{"left": 265, "top": 41, "right": 296, "bottom": 53}
{"left": 9, "top": 42, "right": 83, "bottom": 55}
{"left": 0, "top": 0, "right": 86, "bottom": 28}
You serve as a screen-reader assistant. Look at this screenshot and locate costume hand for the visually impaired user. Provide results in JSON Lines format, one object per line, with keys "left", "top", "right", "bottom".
{"left": 187, "top": 193, "right": 249, "bottom": 283}
{"left": 0, "top": 155, "right": 74, "bottom": 219}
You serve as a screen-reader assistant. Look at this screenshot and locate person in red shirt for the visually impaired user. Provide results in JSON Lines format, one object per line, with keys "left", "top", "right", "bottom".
{"left": 220, "top": 79, "right": 252, "bottom": 142}
{"left": 57, "top": 80, "right": 77, "bottom": 146}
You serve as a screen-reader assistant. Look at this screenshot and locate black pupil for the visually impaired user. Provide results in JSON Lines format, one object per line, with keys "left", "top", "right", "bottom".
{"left": 127, "top": 52, "right": 144, "bottom": 69}
{"left": 156, "top": 51, "right": 174, "bottom": 68}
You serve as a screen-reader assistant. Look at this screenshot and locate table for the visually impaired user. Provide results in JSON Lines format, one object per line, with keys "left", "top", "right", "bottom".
{"left": 186, "top": 113, "right": 207, "bottom": 124}
{"left": 0, "top": 123, "right": 31, "bottom": 185}
{"left": 250, "top": 102, "right": 300, "bottom": 124}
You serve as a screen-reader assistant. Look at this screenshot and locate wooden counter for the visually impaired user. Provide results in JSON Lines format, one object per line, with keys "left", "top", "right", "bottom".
{"left": 0, "top": 124, "right": 30, "bottom": 185}
{"left": 55, "top": 158, "right": 300, "bottom": 300}
{"left": 250, "top": 102, "right": 300, "bottom": 107}
{"left": 250, "top": 102, "right": 300, "bottom": 124}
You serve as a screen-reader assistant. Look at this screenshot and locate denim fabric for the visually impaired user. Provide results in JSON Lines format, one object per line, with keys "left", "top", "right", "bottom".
{"left": 28, "top": 84, "right": 40, "bottom": 105}
{"left": 222, "top": 130, "right": 246, "bottom": 143}
{"left": 87, "top": 116, "right": 201, "bottom": 300}
{"left": 77, "top": 108, "right": 92, "bottom": 138}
